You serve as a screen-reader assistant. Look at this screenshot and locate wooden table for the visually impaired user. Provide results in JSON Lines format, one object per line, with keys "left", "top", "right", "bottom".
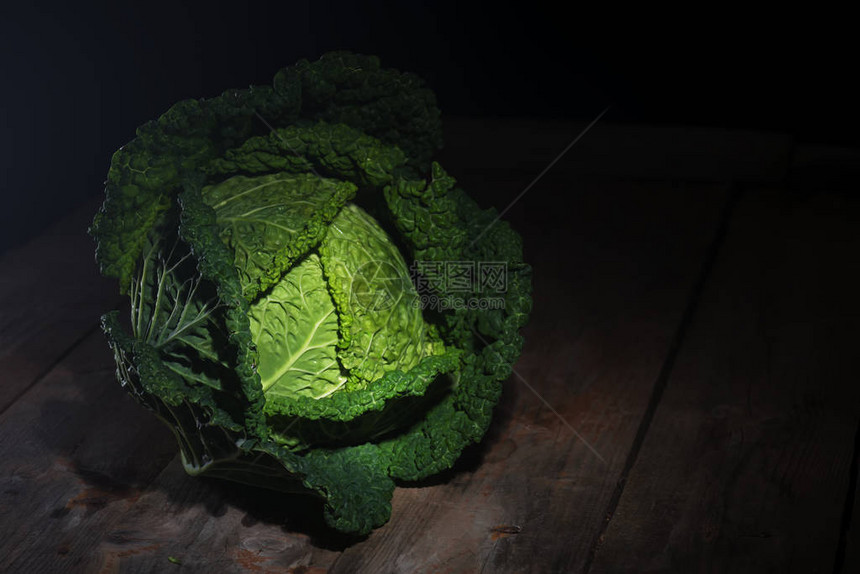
{"left": 1, "top": 121, "right": 857, "bottom": 573}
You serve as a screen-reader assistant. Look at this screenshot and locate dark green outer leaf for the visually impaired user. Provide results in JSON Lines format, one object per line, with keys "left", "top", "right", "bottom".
{"left": 206, "top": 123, "right": 408, "bottom": 189}
{"left": 92, "top": 51, "right": 530, "bottom": 536}
{"left": 177, "top": 182, "right": 268, "bottom": 440}
{"left": 177, "top": 180, "right": 400, "bottom": 535}
{"left": 288, "top": 51, "right": 442, "bottom": 171}
{"left": 91, "top": 52, "right": 440, "bottom": 293}
{"left": 379, "top": 173, "right": 533, "bottom": 481}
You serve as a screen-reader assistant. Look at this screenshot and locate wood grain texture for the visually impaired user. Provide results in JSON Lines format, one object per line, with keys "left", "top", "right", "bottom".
{"left": 0, "top": 195, "right": 335, "bottom": 572}
{"left": 840, "top": 430, "right": 860, "bottom": 574}
{"left": 0, "top": 329, "right": 339, "bottom": 573}
{"left": 0, "top": 331, "right": 178, "bottom": 573}
{"left": 82, "top": 458, "right": 342, "bottom": 573}
{"left": 6, "top": 123, "right": 848, "bottom": 572}
{"left": 327, "top": 178, "right": 730, "bottom": 573}
{"left": 589, "top": 189, "right": 860, "bottom": 573}
{"left": 0, "top": 195, "right": 123, "bottom": 412}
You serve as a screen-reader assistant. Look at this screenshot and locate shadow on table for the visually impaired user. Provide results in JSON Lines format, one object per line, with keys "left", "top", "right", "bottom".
{"left": 38, "top": 361, "right": 519, "bottom": 552}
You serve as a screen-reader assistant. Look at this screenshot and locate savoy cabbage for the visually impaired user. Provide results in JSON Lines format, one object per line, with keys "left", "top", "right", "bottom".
{"left": 91, "top": 52, "right": 531, "bottom": 535}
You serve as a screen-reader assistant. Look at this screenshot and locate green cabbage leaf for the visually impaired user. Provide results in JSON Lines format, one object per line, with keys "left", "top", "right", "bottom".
{"left": 91, "top": 52, "right": 531, "bottom": 535}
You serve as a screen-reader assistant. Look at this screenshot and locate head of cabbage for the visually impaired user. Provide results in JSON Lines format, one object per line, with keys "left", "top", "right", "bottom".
{"left": 91, "top": 52, "right": 531, "bottom": 535}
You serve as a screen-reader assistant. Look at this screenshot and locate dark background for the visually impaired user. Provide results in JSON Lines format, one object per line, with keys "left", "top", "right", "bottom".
{"left": 1, "top": 1, "right": 857, "bottom": 254}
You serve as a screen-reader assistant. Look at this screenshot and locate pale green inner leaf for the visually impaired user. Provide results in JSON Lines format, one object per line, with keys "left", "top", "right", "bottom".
{"left": 321, "top": 204, "right": 443, "bottom": 385}
{"left": 249, "top": 253, "right": 347, "bottom": 401}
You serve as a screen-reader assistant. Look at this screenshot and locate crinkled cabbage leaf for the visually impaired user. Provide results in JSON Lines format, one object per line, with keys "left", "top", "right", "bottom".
{"left": 91, "top": 51, "right": 531, "bottom": 535}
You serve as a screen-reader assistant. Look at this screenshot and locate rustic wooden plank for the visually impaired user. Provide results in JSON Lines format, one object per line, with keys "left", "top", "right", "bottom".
{"left": 0, "top": 194, "right": 123, "bottom": 412}
{"left": 327, "top": 177, "right": 730, "bottom": 573}
{"left": 589, "top": 188, "right": 860, "bottom": 573}
{"left": 82, "top": 457, "right": 342, "bottom": 573}
{"left": 788, "top": 143, "right": 860, "bottom": 191}
{"left": 0, "top": 188, "right": 343, "bottom": 572}
{"left": 0, "top": 328, "right": 339, "bottom": 573}
{"left": 0, "top": 331, "right": 178, "bottom": 573}
{"left": 837, "top": 424, "right": 860, "bottom": 574}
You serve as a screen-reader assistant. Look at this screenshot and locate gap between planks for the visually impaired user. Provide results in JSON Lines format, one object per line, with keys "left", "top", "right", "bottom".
{"left": 326, "top": 178, "right": 731, "bottom": 574}
{"left": 582, "top": 182, "right": 743, "bottom": 573}
{"left": 587, "top": 186, "right": 860, "bottom": 572}
{"left": 833, "top": 418, "right": 860, "bottom": 573}
{"left": 0, "top": 322, "right": 101, "bottom": 419}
